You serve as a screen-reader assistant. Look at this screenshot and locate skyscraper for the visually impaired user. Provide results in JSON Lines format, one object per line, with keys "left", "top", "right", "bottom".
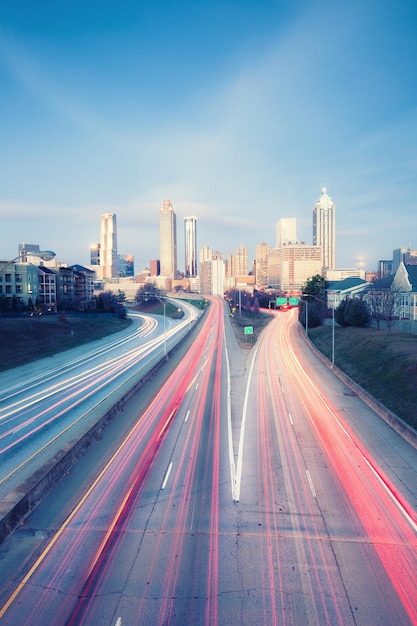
{"left": 90, "top": 243, "right": 100, "bottom": 267}
{"left": 313, "top": 187, "right": 336, "bottom": 272}
{"left": 276, "top": 218, "right": 297, "bottom": 248}
{"left": 233, "top": 244, "right": 248, "bottom": 277}
{"left": 255, "top": 242, "right": 270, "bottom": 287}
{"left": 199, "top": 244, "right": 213, "bottom": 266}
{"left": 159, "top": 200, "right": 177, "bottom": 279}
{"left": 100, "top": 213, "right": 118, "bottom": 279}
{"left": 184, "top": 216, "right": 198, "bottom": 277}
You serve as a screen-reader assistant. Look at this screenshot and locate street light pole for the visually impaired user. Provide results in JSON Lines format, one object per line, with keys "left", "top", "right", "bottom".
{"left": 0, "top": 250, "right": 56, "bottom": 278}
{"left": 305, "top": 299, "right": 308, "bottom": 337}
{"left": 332, "top": 304, "right": 335, "bottom": 366}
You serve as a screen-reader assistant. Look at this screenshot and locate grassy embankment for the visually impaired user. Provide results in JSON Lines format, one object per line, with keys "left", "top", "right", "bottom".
{"left": 0, "top": 315, "right": 131, "bottom": 372}
{"left": 0, "top": 298, "right": 206, "bottom": 372}
{"left": 229, "top": 310, "right": 417, "bottom": 431}
{"left": 228, "top": 310, "right": 273, "bottom": 347}
{"left": 309, "top": 324, "right": 417, "bottom": 430}
{"left": 1, "top": 306, "right": 416, "bottom": 431}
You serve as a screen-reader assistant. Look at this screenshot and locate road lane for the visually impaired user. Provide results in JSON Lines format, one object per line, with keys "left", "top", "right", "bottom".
{"left": 0, "top": 303, "right": 198, "bottom": 509}
{"left": 234, "top": 308, "right": 416, "bottom": 625}
{"left": 68, "top": 299, "right": 226, "bottom": 625}
{"left": 233, "top": 315, "right": 355, "bottom": 625}
{"left": 0, "top": 301, "right": 415, "bottom": 625}
{"left": 0, "top": 299, "right": 224, "bottom": 624}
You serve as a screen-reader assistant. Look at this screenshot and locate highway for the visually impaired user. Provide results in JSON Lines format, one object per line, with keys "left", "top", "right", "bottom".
{"left": 0, "top": 300, "right": 416, "bottom": 625}
{"left": 0, "top": 301, "right": 199, "bottom": 515}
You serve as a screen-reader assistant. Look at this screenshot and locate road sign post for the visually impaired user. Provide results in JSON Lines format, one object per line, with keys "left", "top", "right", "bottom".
{"left": 244, "top": 326, "right": 253, "bottom": 342}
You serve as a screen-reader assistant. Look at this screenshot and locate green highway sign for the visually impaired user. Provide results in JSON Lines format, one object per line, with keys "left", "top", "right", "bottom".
{"left": 244, "top": 326, "right": 253, "bottom": 335}
{"left": 289, "top": 297, "right": 299, "bottom": 306}
{"left": 276, "top": 297, "right": 287, "bottom": 306}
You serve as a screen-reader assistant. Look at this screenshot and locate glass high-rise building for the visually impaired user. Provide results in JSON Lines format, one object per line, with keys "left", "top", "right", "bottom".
{"left": 90, "top": 243, "right": 100, "bottom": 266}
{"left": 184, "top": 216, "right": 197, "bottom": 277}
{"left": 159, "top": 200, "right": 177, "bottom": 279}
{"left": 276, "top": 218, "right": 297, "bottom": 248}
{"left": 313, "top": 187, "right": 336, "bottom": 272}
{"left": 100, "top": 213, "right": 118, "bottom": 279}
{"left": 255, "top": 242, "right": 270, "bottom": 287}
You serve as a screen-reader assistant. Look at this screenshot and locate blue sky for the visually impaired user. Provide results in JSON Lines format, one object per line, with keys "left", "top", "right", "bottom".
{"left": 1, "top": 0, "right": 416, "bottom": 273}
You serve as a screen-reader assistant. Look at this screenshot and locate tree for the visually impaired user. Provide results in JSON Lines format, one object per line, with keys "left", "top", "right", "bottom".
{"left": 364, "top": 286, "right": 398, "bottom": 332}
{"left": 344, "top": 299, "right": 369, "bottom": 327}
{"left": 335, "top": 299, "right": 348, "bottom": 326}
{"left": 299, "top": 275, "right": 327, "bottom": 329}
{"left": 11, "top": 295, "right": 19, "bottom": 313}
{"left": 135, "top": 283, "right": 163, "bottom": 305}
{"left": 335, "top": 298, "right": 370, "bottom": 327}
{"left": 302, "top": 275, "right": 326, "bottom": 297}
{"left": 223, "top": 287, "right": 251, "bottom": 315}
{"left": 96, "top": 291, "right": 126, "bottom": 318}
{"left": 0, "top": 295, "right": 10, "bottom": 314}
{"left": 298, "top": 298, "right": 322, "bottom": 329}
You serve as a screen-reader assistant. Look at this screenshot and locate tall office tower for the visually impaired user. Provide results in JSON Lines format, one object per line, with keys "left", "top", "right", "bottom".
{"left": 150, "top": 259, "right": 160, "bottom": 276}
{"left": 392, "top": 247, "right": 410, "bottom": 273}
{"left": 233, "top": 244, "right": 248, "bottom": 277}
{"left": 255, "top": 242, "right": 270, "bottom": 287}
{"left": 184, "top": 216, "right": 198, "bottom": 277}
{"left": 118, "top": 253, "right": 134, "bottom": 277}
{"left": 100, "top": 213, "right": 118, "bottom": 279}
{"left": 268, "top": 248, "right": 280, "bottom": 288}
{"left": 313, "top": 187, "right": 336, "bottom": 272}
{"left": 279, "top": 244, "right": 322, "bottom": 292}
{"left": 199, "top": 244, "right": 212, "bottom": 265}
{"left": 159, "top": 200, "right": 177, "bottom": 279}
{"left": 276, "top": 218, "right": 297, "bottom": 248}
{"left": 378, "top": 260, "right": 393, "bottom": 278}
{"left": 200, "top": 255, "right": 225, "bottom": 296}
{"left": 90, "top": 243, "right": 100, "bottom": 266}
{"left": 225, "top": 251, "right": 233, "bottom": 277}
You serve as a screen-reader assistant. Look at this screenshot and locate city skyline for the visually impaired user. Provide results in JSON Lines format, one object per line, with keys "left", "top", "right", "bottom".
{"left": 1, "top": 1, "right": 416, "bottom": 270}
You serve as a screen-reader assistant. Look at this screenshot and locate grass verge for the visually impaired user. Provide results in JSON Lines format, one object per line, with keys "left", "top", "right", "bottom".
{"left": 229, "top": 310, "right": 273, "bottom": 347}
{"left": 309, "top": 325, "right": 417, "bottom": 430}
{"left": 0, "top": 315, "right": 131, "bottom": 372}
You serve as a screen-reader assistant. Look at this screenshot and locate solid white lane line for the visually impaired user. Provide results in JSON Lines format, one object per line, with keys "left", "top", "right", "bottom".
{"left": 224, "top": 333, "right": 236, "bottom": 500}
{"left": 306, "top": 470, "right": 316, "bottom": 497}
{"left": 363, "top": 456, "right": 417, "bottom": 533}
{"left": 161, "top": 462, "right": 173, "bottom": 490}
{"left": 234, "top": 345, "right": 259, "bottom": 502}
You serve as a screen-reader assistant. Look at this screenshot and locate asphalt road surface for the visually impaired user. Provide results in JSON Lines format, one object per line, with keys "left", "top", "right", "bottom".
{"left": 0, "top": 300, "right": 415, "bottom": 625}
{"left": 0, "top": 302, "right": 198, "bottom": 509}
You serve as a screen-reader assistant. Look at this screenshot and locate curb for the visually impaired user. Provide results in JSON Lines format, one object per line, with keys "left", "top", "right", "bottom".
{"left": 0, "top": 312, "right": 205, "bottom": 544}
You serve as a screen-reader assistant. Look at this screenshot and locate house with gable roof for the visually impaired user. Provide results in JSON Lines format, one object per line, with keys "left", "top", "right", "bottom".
{"left": 325, "top": 277, "right": 370, "bottom": 309}
{"left": 392, "top": 263, "right": 417, "bottom": 321}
